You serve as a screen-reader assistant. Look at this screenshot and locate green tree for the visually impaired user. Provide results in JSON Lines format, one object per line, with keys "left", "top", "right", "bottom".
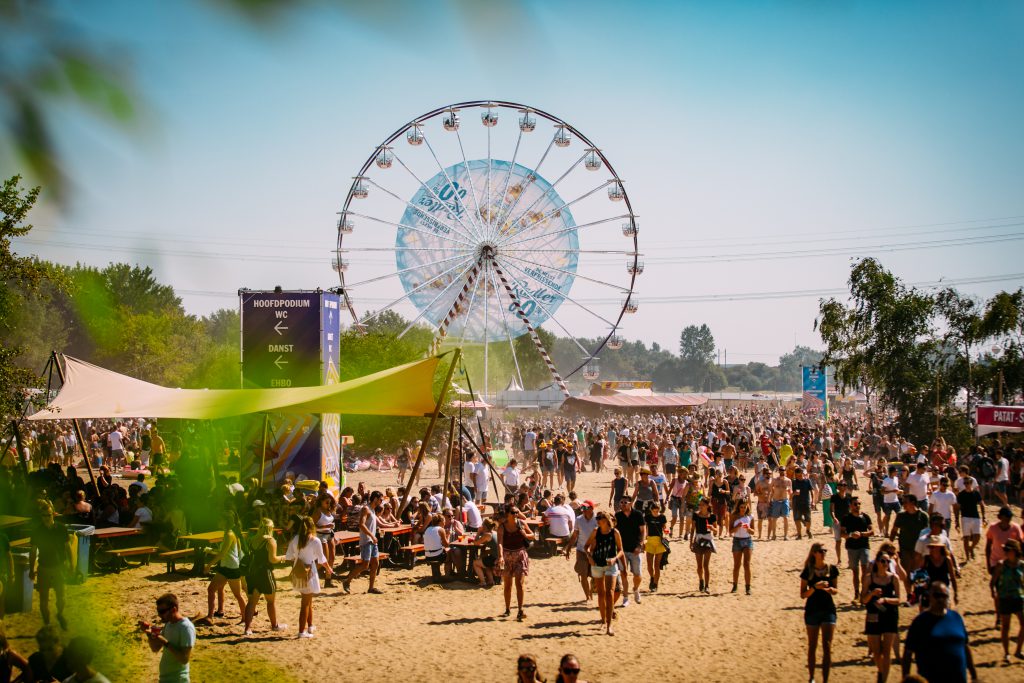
{"left": 0, "top": 176, "right": 64, "bottom": 417}
{"left": 817, "top": 258, "right": 940, "bottom": 443}
{"left": 679, "top": 324, "right": 715, "bottom": 390}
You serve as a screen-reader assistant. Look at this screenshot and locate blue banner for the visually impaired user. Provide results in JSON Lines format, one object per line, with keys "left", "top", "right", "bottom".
{"left": 802, "top": 366, "right": 828, "bottom": 418}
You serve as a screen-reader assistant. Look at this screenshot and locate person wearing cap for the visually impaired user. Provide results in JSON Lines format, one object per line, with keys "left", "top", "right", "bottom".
{"left": 564, "top": 501, "right": 599, "bottom": 601}
{"left": 986, "top": 506, "right": 1024, "bottom": 626}
{"left": 989, "top": 538, "right": 1024, "bottom": 663}
{"left": 918, "top": 535, "right": 959, "bottom": 611}
{"left": 888, "top": 495, "right": 929, "bottom": 572}
{"left": 954, "top": 477, "right": 986, "bottom": 562}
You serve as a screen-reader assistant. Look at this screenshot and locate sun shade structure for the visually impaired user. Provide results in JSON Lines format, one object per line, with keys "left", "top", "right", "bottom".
{"left": 27, "top": 354, "right": 443, "bottom": 421}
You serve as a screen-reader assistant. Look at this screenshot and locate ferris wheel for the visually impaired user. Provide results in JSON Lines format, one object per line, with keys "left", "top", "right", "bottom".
{"left": 333, "top": 100, "right": 641, "bottom": 398}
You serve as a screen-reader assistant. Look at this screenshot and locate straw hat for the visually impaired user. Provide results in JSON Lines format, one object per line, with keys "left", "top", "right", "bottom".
{"left": 925, "top": 535, "right": 946, "bottom": 548}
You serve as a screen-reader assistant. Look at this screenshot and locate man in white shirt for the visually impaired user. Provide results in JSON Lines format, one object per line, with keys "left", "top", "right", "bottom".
{"left": 905, "top": 462, "right": 932, "bottom": 508}
{"left": 880, "top": 465, "right": 902, "bottom": 535}
{"left": 107, "top": 428, "right": 124, "bottom": 466}
{"left": 462, "top": 497, "right": 483, "bottom": 531}
{"left": 995, "top": 450, "right": 1011, "bottom": 506}
{"left": 563, "top": 501, "right": 598, "bottom": 601}
{"left": 544, "top": 494, "right": 575, "bottom": 539}
{"left": 473, "top": 458, "right": 490, "bottom": 503}
{"left": 502, "top": 460, "right": 520, "bottom": 489}
{"left": 523, "top": 429, "right": 537, "bottom": 467}
{"left": 953, "top": 466, "right": 979, "bottom": 493}
{"left": 928, "top": 476, "right": 957, "bottom": 529}
{"left": 463, "top": 454, "right": 478, "bottom": 499}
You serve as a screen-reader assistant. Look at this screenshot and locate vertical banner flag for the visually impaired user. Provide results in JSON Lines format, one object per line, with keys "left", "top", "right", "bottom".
{"left": 320, "top": 292, "right": 342, "bottom": 490}
{"left": 802, "top": 366, "right": 828, "bottom": 418}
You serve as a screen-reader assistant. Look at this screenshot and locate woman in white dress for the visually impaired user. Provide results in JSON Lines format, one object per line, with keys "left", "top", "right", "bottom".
{"left": 286, "top": 517, "right": 332, "bottom": 639}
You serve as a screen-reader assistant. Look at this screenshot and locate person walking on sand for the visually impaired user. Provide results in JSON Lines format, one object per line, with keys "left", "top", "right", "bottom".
{"left": 902, "top": 581, "right": 978, "bottom": 682}
{"left": 841, "top": 497, "right": 873, "bottom": 603}
{"left": 643, "top": 501, "right": 668, "bottom": 592}
{"left": 691, "top": 498, "right": 718, "bottom": 593}
{"left": 342, "top": 490, "right": 386, "bottom": 595}
{"left": 563, "top": 501, "right": 599, "bottom": 602}
{"left": 989, "top": 538, "right": 1024, "bottom": 664}
{"left": 555, "top": 654, "right": 590, "bottom": 683}
{"left": 515, "top": 653, "right": 546, "bottom": 683}
{"left": 201, "top": 509, "right": 247, "bottom": 624}
{"left": 769, "top": 467, "right": 792, "bottom": 541}
{"left": 242, "top": 518, "right": 288, "bottom": 636}
{"left": 143, "top": 593, "right": 195, "bottom": 683}
{"left": 286, "top": 517, "right": 332, "bottom": 638}
{"left": 731, "top": 499, "right": 754, "bottom": 595}
{"left": 800, "top": 542, "right": 839, "bottom": 683}
{"left": 862, "top": 549, "right": 901, "bottom": 683}
{"left": 585, "top": 510, "right": 623, "bottom": 636}
{"left": 498, "top": 505, "right": 536, "bottom": 621}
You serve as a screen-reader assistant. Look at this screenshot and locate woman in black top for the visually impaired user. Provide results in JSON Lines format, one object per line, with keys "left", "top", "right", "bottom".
{"left": 643, "top": 503, "right": 668, "bottom": 592}
{"left": 799, "top": 542, "right": 840, "bottom": 683}
{"left": 861, "top": 550, "right": 900, "bottom": 683}
{"left": 585, "top": 511, "right": 623, "bottom": 636}
{"left": 243, "top": 518, "right": 286, "bottom": 635}
{"left": 691, "top": 498, "right": 718, "bottom": 593}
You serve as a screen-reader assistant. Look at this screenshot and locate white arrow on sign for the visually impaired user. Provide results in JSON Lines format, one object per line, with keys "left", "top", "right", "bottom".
{"left": 274, "top": 355, "right": 288, "bottom": 369}
{"left": 274, "top": 320, "right": 288, "bottom": 335}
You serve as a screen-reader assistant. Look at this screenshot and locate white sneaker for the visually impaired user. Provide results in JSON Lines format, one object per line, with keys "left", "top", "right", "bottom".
{"left": 308, "top": 625, "right": 317, "bottom": 634}
{"left": 634, "top": 590, "right": 642, "bottom": 604}
{"left": 298, "top": 631, "right": 315, "bottom": 639}
{"left": 271, "top": 624, "right": 288, "bottom": 632}
{"left": 243, "top": 629, "right": 254, "bottom": 636}
{"left": 621, "top": 597, "right": 630, "bottom": 608}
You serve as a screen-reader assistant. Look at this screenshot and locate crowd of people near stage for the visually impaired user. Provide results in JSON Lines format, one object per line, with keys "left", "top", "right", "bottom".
{"left": 2, "top": 405, "right": 1024, "bottom": 681}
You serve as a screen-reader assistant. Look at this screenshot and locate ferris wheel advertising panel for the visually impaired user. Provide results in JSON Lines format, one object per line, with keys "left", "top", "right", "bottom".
{"left": 395, "top": 159, "right": 579, "bottom": 343}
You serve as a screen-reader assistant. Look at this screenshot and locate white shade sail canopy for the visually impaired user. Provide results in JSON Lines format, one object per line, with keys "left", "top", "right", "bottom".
{"left": 27, "top": 354, "right": 443, "bottom": 421}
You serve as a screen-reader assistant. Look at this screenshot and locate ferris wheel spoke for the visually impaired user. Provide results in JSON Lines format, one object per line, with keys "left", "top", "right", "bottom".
{"left": 341, "top": 253, "right": 471, "bottom": 289}
{"left": 488, "top": 264, "right": 525, "bottom": 390}
{"left": 430, "top": 261, "right": 484, "bottom": 353}
{"left": 455, "top": 264, "right": 485, "bottom": 349}
{"left": 452, "top": 125, "right": 489, "bottom": 239}
{"left": 345, "top": 210, "right": 476, "bottom": 249}
{"left": 496, "top": 251, "right": 630, "bottom": 291}
{"left": 356, "top": 256, "right": 476, "bottom": 327}
{"left": 482, "top": 260, "right": 490, "bottom": 395}
{"left": 418, "top": 129, "right": 490, "bottom": 238}
{"left": 491, "top": 126, "right": 525, "bottom": 238}
{"left": 491, "top": 259, "right": 590, "bottom": 356}
{"left": 503, "top": 248, "right": 637, "bottom": 255}
{"left": 493, "top": 131, "right": 559, "bottom": 233}
{"left": 496, "top": 256, "right": 620, "bottom": 329}
{"left": 486, "top": 117, "right": 493, "bottom": 243}
{"left": 397, "top": 259, "right": 481, "bottom": 339}
{"left": 389, "top": 151, "right": 487, "bottom": 243}
{"left": 341, "top": 246, "right": 473, "bottom": 253}
{"left": 498, "top": 151, "right": 587, "bottom": 245}
{"left": 500, "top": 214, "right": 632, "bottom": 249}
{"left": 500, "top": 179, "right": 615, "bottom": 245}
{"left": 365, "top": 179, "right": 479, "bottom": 245}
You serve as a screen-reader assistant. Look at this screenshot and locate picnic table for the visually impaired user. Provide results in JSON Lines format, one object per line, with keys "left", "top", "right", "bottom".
{"left": 180, "top": 530, "right": 225, "bottom": 576}
{"left": 448, "top": 536, "right": 480, "bottom": 578}
{"left": 89, "top": 527, "right": 145, "bottom": 573}
{"left": 0, "top": 515, "right": 29, "bottom": 530}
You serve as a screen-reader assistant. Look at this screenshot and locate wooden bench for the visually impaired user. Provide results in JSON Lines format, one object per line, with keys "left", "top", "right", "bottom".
{"left": 102, "top": 546, "right": 159, "bottom": 572}
{"left": 340, "top": 552, "right": 389, "bottom": 568}
{"left": 158, "top": 548, "right": 211, "bottom": 574}
{"left": 400, "top": 544, "right": 425, "bottom": 569}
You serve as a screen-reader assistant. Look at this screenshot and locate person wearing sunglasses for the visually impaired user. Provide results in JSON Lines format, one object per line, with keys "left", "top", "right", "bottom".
{"left": 902, "top": 581, "right": 977, "bottom": 682}
{"left": 554, "top": 654, "right": 590, "bottom": 683}
{"left": 800, "top": 542, "right": 839, "bottom": 683}
{"left": 515, "top": 653, "right": 546, "bottom": 683}
{"left": 143, "top": 593, "right": 195, "bottom": 683}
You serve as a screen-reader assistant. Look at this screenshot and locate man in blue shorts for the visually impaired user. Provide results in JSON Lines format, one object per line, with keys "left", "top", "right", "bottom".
{"left": 768, "top": 467, "right": 792, "bottom": 541}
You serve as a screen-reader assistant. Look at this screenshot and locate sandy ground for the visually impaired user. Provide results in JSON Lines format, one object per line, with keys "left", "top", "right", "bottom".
{"left": 4, "top": 466, "right": 1024, "bottom": 682}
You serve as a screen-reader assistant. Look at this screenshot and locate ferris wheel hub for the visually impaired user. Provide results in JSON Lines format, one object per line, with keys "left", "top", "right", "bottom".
{"left": 477, "top": 241, "right": 497, "bottom": 262}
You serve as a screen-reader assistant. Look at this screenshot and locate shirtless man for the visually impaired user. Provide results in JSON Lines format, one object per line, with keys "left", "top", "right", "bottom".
{"left": 720, "top": 438, "right": 737, "bottom": 473}
{"left": 768, "top": 467, "right": 792, "bottom": 541}
{"left": 754, "top": 470, "right": 772, "bottom": 540}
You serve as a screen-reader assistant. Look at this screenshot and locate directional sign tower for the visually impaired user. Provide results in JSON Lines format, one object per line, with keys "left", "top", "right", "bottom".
{"left": 239, "top": 289, "right": 343, "bottom": 488}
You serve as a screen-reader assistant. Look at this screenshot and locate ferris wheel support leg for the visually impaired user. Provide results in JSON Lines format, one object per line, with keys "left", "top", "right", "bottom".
{"left": 490, "top": 262, "right": 570, "bottom": 398}
{"left": 430, "top": 261, "right": 483, "bottom": 355}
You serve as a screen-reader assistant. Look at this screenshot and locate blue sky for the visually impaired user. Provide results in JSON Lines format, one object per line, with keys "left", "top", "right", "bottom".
{"left": 16, "top": 0, "right": 1024, "bottom": 365}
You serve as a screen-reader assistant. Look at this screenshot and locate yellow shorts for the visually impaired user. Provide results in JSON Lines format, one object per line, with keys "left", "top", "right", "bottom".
{"left": 644, "top": 536, "right": 667, "bottom": 555}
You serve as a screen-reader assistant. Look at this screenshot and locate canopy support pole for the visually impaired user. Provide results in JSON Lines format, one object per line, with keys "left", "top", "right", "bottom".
{"left": 50, "top": 352, "right": 98, "bottom": 493}
{"left": 442, "top": 414, "right": 456, "bottom": 491}
{"left": 398, "top": 348, "right": 460, "bottom": 518}
{"left": 259, "top": 413, "right": 270, "bottom": 488}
